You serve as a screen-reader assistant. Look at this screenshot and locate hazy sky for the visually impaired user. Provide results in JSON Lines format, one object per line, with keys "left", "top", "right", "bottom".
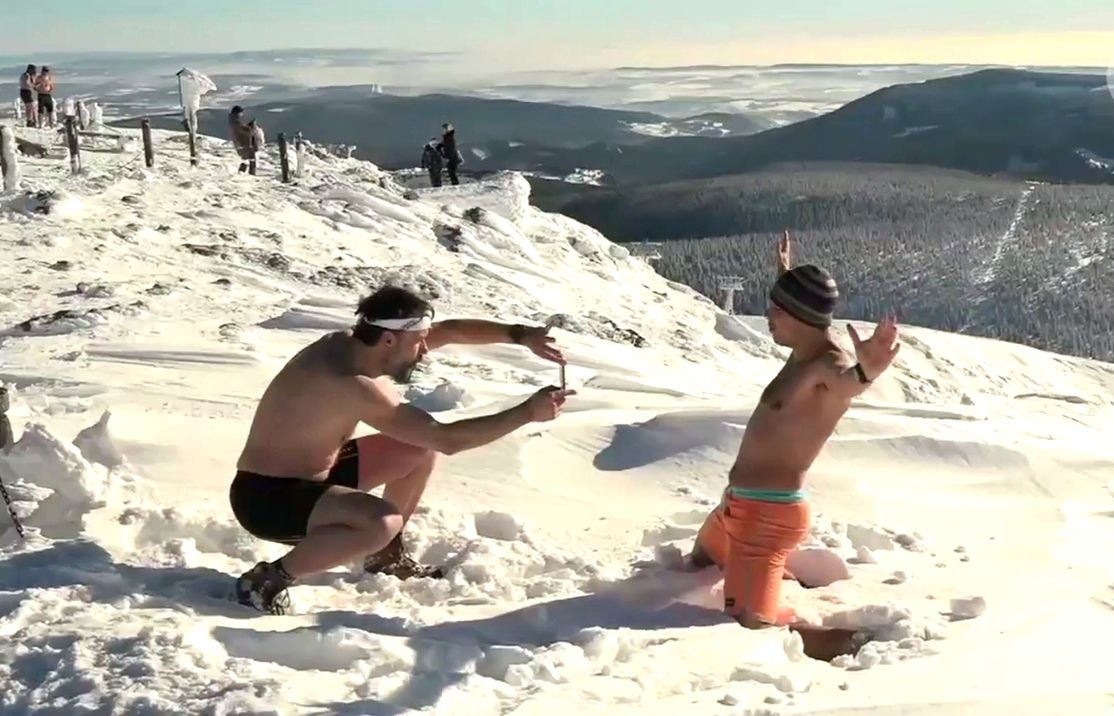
{"left": 6, "top": 1, "right": 1114, "bottom": 71}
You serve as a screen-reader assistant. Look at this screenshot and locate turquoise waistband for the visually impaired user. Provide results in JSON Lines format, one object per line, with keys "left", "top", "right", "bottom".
{"left": 726, "top": 486, "right": 807, "bottom": 504}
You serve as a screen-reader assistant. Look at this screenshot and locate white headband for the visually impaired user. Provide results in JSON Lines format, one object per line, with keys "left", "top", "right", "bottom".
{"left": 360, "top": 315, "right": 433, "bottom": 331}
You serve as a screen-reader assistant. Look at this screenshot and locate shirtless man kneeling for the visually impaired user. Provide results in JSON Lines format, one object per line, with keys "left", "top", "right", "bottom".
{"left": 688, "top": 232, "right": 900, "bottom": 657}
{"left": 231, "top": 286, "right": 572, "bottom": 614}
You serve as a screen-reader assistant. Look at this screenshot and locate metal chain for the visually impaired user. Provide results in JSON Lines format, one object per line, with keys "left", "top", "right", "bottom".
{"left": 0, "top": 467, "right": 26, "bottom": 541}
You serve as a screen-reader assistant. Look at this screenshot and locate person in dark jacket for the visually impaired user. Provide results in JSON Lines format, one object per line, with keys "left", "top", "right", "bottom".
{"left": 228, "top": 106, "right": 256, "bottom": 174}
{"left": 420, "top": 138, "right": 444, "bottom": 187}
{"left": 19, "top": 65, "right": 37, "bottom": 128}
{"left": 440, "top": 123, "right": 462, "bottom": 186}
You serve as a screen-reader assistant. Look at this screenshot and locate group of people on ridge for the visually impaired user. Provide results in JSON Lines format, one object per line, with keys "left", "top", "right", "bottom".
{"left": 228, "top": 230, "right": 901, "bottom": 658}
{"left": 18, "top": 64, "right": 57, "bottom": 128}
{"left": 420, "top": 122, "right": 463, "bottom": 187}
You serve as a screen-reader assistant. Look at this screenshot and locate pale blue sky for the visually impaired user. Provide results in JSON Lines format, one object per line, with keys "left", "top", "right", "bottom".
{"left": 6, "top": 1, "right": 1114, "bottom": 69}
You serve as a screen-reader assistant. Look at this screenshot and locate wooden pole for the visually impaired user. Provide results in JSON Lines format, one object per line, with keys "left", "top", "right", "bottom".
{"left": 184, "top": 119, "right": 198, "bottom": 167}
{"left": 294, "top": 131, "right": 304, "bottom": 177}
{"left": 0, "top": 128, "right": 10, "bottom": 184}
{"left": 141, "top": 119, "right": 154, "bottom": 168}
{"left": 278, "top": 132, "right": 290, "bottom": 183}
{"left": 65, "top": 117, "right": 81, "bottom": 174}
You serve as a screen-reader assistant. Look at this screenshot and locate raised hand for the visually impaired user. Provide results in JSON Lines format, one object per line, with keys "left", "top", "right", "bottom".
{"left": 519, "top": 325, "right": 565, "bottom": 365}
{"left": 847, "top": 316, "right": 901, "bottom": 381}
{"left": 777, "top": 230, "right": 792, "bottom": 274}
{"left": 525, "top": 386, "right": 576, "bottom": 422}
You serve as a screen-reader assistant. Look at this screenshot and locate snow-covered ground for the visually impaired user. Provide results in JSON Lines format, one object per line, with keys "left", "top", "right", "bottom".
{"left": 2, "top": 124, "right": 1113, "bottom": 715}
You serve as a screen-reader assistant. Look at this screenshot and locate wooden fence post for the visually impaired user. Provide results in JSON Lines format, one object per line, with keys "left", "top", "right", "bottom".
{"left": 141, "top": 119, "right": 154, "bottom": 168}
{"left": 294, "top": 131, "right": 304, "bottom": 177}
{"left": 0, "top": 127, "right": 10, "bottom": 187}
{"left": 278, "top": 132, "right": 290, "bottom": 183}
{"left": 184, "top": 119, "right": 198, "bottom": 166}
{"left": 65, "top": 117, "right": 81, "bottom": 174}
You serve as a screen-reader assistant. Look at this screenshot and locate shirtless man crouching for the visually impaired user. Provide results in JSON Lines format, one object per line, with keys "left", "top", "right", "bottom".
{"left": 230, "top": 286, "right": 572, "bottom": 614}
{"left": 688, "top": 231, "right": 900, "bottom": 658}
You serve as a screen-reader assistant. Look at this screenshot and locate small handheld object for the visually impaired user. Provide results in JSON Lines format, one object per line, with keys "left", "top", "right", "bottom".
{"left": 559, "top": 364, "right": 566, "bottom": 391}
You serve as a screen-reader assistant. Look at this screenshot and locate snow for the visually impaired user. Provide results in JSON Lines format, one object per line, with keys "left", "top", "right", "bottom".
{"left": 893, "top": 125, "right": 939, "bottom": 138}
{"left": 1076, "top": 147, "right": 1114, "bottom": 174}
{"left": 522, "top": 168, "right": 607, "bottom": 187}
{"left": 625, "top": 121, "right": 682, "bottom": 138}
{"left": 1, "top": 126, "right": 19, "bottom": 192}
{"left": 1, "top": 121, "right": 1113, "bottom": 715}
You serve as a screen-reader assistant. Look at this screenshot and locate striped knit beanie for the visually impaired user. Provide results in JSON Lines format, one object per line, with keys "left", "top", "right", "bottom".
{"left": 770, "top": 265, "right": 839, "bottom": 329}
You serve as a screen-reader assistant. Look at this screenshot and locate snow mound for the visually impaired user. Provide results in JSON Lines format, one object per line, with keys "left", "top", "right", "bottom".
{"left": 0, "top": 423, "right": 109, "bottom": 540}
{"left": 73, "top": 410, "right": 126, "bottom": 469}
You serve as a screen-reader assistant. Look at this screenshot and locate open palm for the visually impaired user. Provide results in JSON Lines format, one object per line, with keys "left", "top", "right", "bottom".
{"left": 777, "top": 230, "right": 792, "bottom": 273}
{"left": 847, "top": 316, "right": 901, "bottom": 381}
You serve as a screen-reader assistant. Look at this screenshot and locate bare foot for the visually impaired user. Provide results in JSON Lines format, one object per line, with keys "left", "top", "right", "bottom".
{"left": 789, "top": 624, "right": 867, "bottom": 662}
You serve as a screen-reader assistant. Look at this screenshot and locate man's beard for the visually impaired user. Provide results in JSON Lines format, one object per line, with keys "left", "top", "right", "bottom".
{"left": 391, "top": 357, "right": 421, "bottom": 384}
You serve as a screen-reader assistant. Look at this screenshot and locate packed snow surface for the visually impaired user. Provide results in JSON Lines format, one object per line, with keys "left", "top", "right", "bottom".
{"left": 1, "top": 122, "right": 1113, "bottom": 715}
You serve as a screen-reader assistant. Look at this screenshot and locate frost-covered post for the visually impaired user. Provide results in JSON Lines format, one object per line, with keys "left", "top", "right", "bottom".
{"left": 185, "top": 123, "right": 198, "bottom": 166}
{"left": 141, "top": 119, "right": 154, "bottom": 168}
{"left": 13, "top": 100, "right": 23, "bottom": 122}
{"left": 0, "top": 125, "right": 20, "bottom": 192}
{"left": 294, "top": 131, "right": 305, "bottom": 177}
{"left": 0, "top": 385, "right": 23, "bottom": 541}
{"left": 65, "top": 116, "right": 81, "bottom": 173}
{"left": 278, "top": 132, "right": 291, "bottom": 183}
{"left": 175, "top": 68, "right": 216, "bottom": 168}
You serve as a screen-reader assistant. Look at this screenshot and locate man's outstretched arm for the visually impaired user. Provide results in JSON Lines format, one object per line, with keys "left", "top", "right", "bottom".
{"left": 356, "top": 376, "right": 572, "bottom": 455}
{"left": 427, "top": 320, "right": 522, "bottom": 348}
{"left": 427, "top": 320, "right": 565, "bottom": 364}
{"left": 819, "top": 317, "right": 902, "bottom": 398}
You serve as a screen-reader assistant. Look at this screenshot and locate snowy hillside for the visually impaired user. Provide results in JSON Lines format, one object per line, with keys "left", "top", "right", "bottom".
{"left": 2, "top": 125, "right": 1113, "bottom": 715}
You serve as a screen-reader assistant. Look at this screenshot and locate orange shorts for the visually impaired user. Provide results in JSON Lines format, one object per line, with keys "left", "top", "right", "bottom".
{"left": 694, "top": 492, "right": 810, "bottom": 624}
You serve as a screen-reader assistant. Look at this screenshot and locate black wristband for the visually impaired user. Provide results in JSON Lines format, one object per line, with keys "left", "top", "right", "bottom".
{"left": 854, "top": 363, "right": 872, "bottom": 384}
{"left": 508, "top": 324, "right": 527, "bottom": 344}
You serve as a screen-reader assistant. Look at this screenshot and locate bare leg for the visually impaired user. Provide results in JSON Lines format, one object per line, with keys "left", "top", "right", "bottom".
{"left": 354, "top": 434, "right": 439, "bottom": 523}
{"left": 353, "top": 435, "right": 441, "bottom": 577}
{"left": 278, "top": 487, "right": 402, "bottom": 579}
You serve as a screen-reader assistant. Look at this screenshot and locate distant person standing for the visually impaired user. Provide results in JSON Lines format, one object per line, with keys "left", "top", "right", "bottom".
{"left": 248, "top": 119, "right": 265, "bottom": 177}
{"left": 420, "top": 137, "right": 444, "bottom": 187}
{"left": 19, "top": 65, "right": 37, "bottom": 128}
{"left": 35, "top": 67, "right": 56, "bottom": 129}
{"left": 228, "top": 106, "right": 255, "bottom": 174}
{"left": 440, "top": 123, "right": 462, "bottom": 186}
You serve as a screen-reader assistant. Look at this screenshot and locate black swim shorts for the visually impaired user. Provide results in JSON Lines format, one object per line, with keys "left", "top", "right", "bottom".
{"left": 230, "top": 440, "right": 360, "bottom": 545}
{"left": 19, "top": 89, "right": 33, "bottom": 104}
{"left": 38, "top": 94, "right": 54, "bottom": 113}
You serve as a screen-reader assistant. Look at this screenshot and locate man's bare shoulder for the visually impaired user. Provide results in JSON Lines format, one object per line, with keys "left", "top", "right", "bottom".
{"left": 805, "top": 346, "right": 853, "bottom": 387}
{"left": 352, "top": 374, "right": 401, "bottom": 404}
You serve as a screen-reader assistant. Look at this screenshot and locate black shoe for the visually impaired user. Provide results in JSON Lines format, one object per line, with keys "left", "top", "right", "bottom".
{"left": 363, "top": 534, "right": 445, "bottom": 580}
{"left": 235, "top": 561, "right": 293, "bottom": 615}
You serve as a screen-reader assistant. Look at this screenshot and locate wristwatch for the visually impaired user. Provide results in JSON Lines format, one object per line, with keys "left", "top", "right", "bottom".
{"left": 509, "top": 324, "right": 527, "bottom": 344}
{"left": 853, "top": 363, "right": 872, "bottom": 384}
